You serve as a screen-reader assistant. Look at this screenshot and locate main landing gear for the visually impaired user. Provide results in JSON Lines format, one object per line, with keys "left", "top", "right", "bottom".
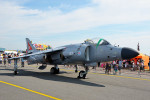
{"left": 78, "top": 66, "right": 89, "bottom": 79}
{"left": 50, "top": 65, "right": 59, "bottom": 74}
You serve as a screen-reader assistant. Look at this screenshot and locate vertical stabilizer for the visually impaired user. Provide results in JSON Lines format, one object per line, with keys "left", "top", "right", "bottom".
{"left": 26, "top": 38, "right": 37, "bottom": 54}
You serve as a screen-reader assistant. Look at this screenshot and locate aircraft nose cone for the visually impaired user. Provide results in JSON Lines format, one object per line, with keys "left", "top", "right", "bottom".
{"left": 121, "top": 47, "right": 139, "bottom": 59}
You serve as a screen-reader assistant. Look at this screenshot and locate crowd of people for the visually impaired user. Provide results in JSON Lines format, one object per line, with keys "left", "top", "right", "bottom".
{"left": 101, "top": 59, "right": 146, "bottom": 75}
{"left": 0, "top": 53, "right": 24, "bottom": 67}
{"left": 64, "top": 59, "right": 148, "bottom": 75}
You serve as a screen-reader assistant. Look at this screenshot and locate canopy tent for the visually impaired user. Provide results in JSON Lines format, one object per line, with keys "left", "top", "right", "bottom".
{"left": 132, "top": 53, "right": 149, "bottom": 70}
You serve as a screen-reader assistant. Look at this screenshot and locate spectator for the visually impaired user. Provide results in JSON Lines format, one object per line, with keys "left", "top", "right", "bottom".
{"left": 0, "top": 54, "right": 2, "bottom": 64}
{"left": 132, "top": 61, "right": 135, "bottom": 71}
{"left": 148, "top": 60, "right": 150, "bottom": 71}
{"left": 137, "top": 60, "right": 140, "bottom": 70}
{"left": 125, "top": 61, "right": 128, "bottom": 68}
{"left": 141, "top": 61, "right": 144, "bottom": 72}
{"left": 108, "top": 62, "right": 112, "bottom": 74}
{"left": 118, "top": 60, "right": 123, "bottom": 75}
{"left": 21, "top": 58, "right": 24, "bottom": 67}
{"left": 8, "top": 54, "right": 11, "bottom": 66}
{"left": 3, "top": 54, "right": 7, "bottom": 66}
{"left": 138, "top": 62, "right": 142, "bottom": 76}
{"left": 105, "top": 62, "right": 111, "bottom": 74}
{"left": 139, "top": 62, "right": 143, "bottom": 72}
{"left": 113, "top": 61, "right": 116, "bottom": 74}
{"left": 114, "top": 64, "right": 118, "bottom": 75}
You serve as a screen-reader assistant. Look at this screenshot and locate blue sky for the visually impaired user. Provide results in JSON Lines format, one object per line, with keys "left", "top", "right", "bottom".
{"left": 22, "top": 0, "right": 91, "bottom": 11}
{"left": 0, "top": 0, "right": 150, "bottom": 55}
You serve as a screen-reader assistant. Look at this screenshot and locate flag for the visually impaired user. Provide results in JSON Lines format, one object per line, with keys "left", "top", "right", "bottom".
{"left": 137, "top": 42, "right": 140, "bottom": 51}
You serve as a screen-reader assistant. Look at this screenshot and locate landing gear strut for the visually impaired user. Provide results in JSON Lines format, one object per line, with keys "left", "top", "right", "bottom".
{"left": 14, "top": 59, "right": 18, "bottom": 75}
{"left": 50, "top": 65, "right": 59, "bottom": 74}
{"left": 75, "top": 65, "right": 78, "bottom": 73}
{"left": 78, "top": 66, "right": 89, "bottom": 79}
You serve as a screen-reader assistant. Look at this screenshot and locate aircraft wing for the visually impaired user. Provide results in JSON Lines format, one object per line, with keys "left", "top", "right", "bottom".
{"left": 9, "top": 47, "right": 66, "bottom": 60}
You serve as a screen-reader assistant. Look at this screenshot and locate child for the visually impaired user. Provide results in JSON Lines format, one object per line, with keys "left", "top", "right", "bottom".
{"left": 114, "top": 64, "right": 118, "bottom": 75}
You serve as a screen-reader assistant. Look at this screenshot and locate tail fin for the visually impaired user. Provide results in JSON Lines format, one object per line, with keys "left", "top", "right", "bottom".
{"left": 26, "top": 38, "right": 37, "bottom": 54}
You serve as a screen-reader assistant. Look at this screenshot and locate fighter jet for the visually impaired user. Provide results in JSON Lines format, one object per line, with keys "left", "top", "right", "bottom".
{"left": 10, "top": 38, "right": 139, "bottom": 79}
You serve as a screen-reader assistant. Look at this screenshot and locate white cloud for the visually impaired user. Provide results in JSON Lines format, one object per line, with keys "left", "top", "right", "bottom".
{"left": 1, "top": 0, "right": 150, "bottom": 35}
{"left": 0, "top": 0, "right": 150, "bottom": 54}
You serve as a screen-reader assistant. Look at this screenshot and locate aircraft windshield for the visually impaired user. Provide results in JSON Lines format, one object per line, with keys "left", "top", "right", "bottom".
{"left": 84, "top": 38, "right": 110, "bottom": 45}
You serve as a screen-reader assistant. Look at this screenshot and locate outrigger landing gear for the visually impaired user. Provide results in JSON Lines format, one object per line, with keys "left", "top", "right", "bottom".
{"left": 78, "top": 66, "right": 89, "bottom": 79}
{"left": 14, "top": 59, "right": 18, "bottom": 75}
{"left": 50, "top": 65, "right": 59, "bottom": 74}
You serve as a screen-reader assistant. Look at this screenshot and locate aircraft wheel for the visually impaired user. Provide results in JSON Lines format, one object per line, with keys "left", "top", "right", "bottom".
{"left": 83, "top": 74, "right": 86, "bottom": 79}
{"left": 50, "top": 67, "right": 56, "bottom": 74}
{"left": 55, "top": 68, "right": 60, "bottom": 74}
{"left": 14, "top": 71, "right": 17, "bottom": 75}
{"left": 50, "top": 67, "right": 59, "bottom": 74}
{"left": 78, "top": 70, "right": 86, "bottom": 79}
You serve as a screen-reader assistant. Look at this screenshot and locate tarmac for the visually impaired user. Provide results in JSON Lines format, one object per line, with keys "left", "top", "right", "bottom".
{"left": 0, "top": 63, "right": 150, "bottom": 100}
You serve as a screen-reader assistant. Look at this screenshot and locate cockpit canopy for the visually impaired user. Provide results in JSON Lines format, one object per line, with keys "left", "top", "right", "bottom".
{"left": 84, "top": 38, "right": 110, "bottom": 45}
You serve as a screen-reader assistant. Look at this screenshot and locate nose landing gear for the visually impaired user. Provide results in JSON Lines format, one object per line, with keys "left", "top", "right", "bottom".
{"left": 77, "top": 66, "right": 89, "bottom": 79}
{"left": 78, "top": 70, "right": 86, "bottom": 79}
